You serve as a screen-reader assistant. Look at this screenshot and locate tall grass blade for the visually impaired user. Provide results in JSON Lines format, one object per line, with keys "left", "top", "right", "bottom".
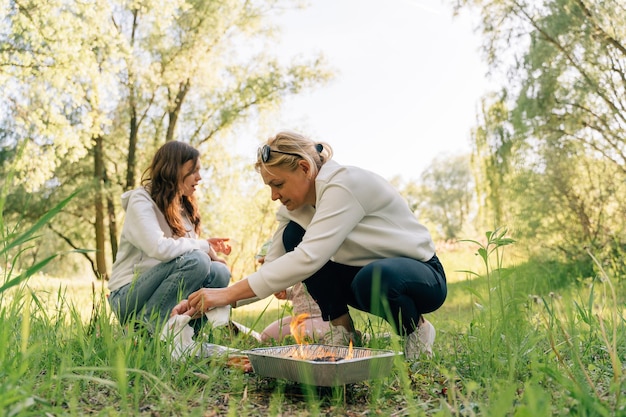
{"left": 0, "top": 190, "right": 80, "bottom": 258}
{"left": 0, "top": 254, "right": 57, "bottom": 293}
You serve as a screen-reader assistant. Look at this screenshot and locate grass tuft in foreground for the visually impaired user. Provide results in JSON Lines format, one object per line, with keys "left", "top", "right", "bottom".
{"left": 1, "top": 224, "right": 625, "bottom": 415}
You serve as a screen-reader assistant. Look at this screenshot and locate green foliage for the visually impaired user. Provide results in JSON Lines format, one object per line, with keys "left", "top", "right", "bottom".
{"left": 0, "top": 185, "right": 80, "bottom": 414}
{"left": 457, "top": 228, "right": 538, "bottom": 383}
{"left": 0, "top": 0, "right": 333, "bottom": 279}
{"left": 447, "top": 227, "right": 625, "bottom": 415}
{"left": 2, "top": 225, "right": 626, "bottom": 415}
{"left": 470, "top": 92, "right": 513, "bottom": 231}
{"left": 460, "top": 0, "right": 626, "bottom": 265}
{"left": 1, "top": 184, "right": 79, "bottom": 294}
{"left": 198, "top": 152, "right": 280, "bottom": 281}
{"left": 533, "top": 250, "right": 625, "bottom": 415}
{"left": 400, "top": 153, "right": 474, "bottom": 242}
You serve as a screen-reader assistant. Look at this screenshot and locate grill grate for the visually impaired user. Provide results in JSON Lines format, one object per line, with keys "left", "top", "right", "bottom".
{"left": 244, "top": 344, "right": 402, "bottom": 386}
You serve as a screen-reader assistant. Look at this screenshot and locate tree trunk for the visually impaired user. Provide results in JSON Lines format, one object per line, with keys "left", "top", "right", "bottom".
{"left": 104, "top": 166, "right": 119, "bottom": 264}
{"left": 125, "top": 9, "right": 140, "bottom": 191}
{"left": 94, "top": 135, "right": 109, "bottom": 279}
{"left": 126, "top": 103, "right": 138, "bottom": 190}
{"left": 166, "top": 79, "right": 190, "bottom": 142}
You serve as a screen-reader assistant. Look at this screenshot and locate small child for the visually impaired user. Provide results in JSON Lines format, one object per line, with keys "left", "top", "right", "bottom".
{"left": 260, "top": 282, "right": 330, "bottom": 343}
{"left": 256, "top": 240, "right": 330, "bottom": 343}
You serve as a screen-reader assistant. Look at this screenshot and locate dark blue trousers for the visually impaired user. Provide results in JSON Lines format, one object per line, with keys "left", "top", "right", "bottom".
{"left": 283, "top": 221, "right": 447, "bottom": 335}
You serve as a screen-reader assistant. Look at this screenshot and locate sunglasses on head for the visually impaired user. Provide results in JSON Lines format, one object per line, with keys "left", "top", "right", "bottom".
{"left": 258, "top": 144, "right": 300, "bottom": 163}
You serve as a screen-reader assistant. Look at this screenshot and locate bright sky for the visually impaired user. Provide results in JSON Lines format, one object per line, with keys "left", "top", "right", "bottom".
{"left": 245, "top": 0, "right": 492, "bottom": 181}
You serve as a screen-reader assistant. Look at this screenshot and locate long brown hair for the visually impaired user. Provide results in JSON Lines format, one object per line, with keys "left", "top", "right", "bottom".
{"left": 141, "top": 141, "right": 201, "bottom": 237}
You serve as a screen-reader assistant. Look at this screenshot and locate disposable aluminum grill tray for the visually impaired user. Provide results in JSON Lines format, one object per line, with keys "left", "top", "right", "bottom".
{"left": 244, "top": 344, "right": 402, "bottom": 386}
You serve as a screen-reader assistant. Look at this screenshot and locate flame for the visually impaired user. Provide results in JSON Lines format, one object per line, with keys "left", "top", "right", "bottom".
{"left": 288, "top": 313, "right": 356, "bottom": 362}
{"left": 346, "top": 340, "right": 354, "bottom": 360}
{"left": 289, "top": 313, "right": 310, "bottom": 345}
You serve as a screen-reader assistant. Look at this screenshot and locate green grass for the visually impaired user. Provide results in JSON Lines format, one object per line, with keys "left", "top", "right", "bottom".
{"left": 1, "top": 229, "right": 625, "bottom": 416}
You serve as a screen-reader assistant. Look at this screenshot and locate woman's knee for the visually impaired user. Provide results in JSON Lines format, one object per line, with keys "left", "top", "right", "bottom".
{"left": 206, "top": 261, "right": 231, "bottom": 288}
{"left": 182, "top": 250, "right": 211, "bottom": 271}
{"left": 351, "top": 258, "right": 425, "bottom": 313}
{"left": 283, "top": 221, "right": 305, "bottom": 252}
{"left": 173, "top": 251, "right": 212, "bottom": 286}
{"left": 351, "top": 264, "right": 389, "bottom": 307}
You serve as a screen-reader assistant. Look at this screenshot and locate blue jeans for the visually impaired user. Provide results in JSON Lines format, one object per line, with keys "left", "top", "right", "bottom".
{"left": 108, "top": 250, "right": 230, "bottom": 330}
{"left": 283, "top": 221, "right": 447, "bottom": 335}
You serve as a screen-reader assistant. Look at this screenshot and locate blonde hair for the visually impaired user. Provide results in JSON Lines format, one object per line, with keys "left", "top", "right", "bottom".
{"left": 255, "top": 131, "right": 333, "bottom": 176}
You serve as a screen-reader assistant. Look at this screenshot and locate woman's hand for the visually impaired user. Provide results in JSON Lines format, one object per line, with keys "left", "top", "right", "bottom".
{"left": 208, "top": 237, "right": 232, "bottom": 255}
{"left": 208, "top": 247, "right": 228, "bottom": 265}
{"left": 187, "top": 287, "right": 229, "bottom": 313}
{"left": 171, "top": 299, "right": 202, "bottom": 319}
{"left": 207, "top": 237, "right": 231, "bottom": 265}
{"left": 274, "top": 290, "right": 287, "bottom": 300}
{"left": 176, "top": 280, "right": 255, "bottom": 315}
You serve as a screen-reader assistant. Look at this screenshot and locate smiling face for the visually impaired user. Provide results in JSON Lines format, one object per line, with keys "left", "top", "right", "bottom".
{"left": 179, "top": 159, "right": 202, "bottom": 197}
{"left": 261, "top": 160, "right": 316, "bottom": 211}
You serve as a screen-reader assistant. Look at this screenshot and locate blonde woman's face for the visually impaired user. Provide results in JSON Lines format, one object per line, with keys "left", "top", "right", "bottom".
{"left": 179, "top": 159, "right": 201, "bottom": 197}
{"left": 261, "top": 161, "right": 315, "bottom": 211}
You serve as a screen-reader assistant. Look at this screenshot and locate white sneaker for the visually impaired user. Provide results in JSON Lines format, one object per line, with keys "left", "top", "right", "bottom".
{"left": 404, "top": 320, "right": 435, "bottom": 360}
{"left": 324, "top": 324, "right": 361, "bottom": 346}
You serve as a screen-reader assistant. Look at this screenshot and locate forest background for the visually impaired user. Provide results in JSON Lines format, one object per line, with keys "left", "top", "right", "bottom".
{"left": 1, "top": 0, "right": 625, "bottom": 415}
{"left": 2, "top": 0, "right": 624, "bottom": 285}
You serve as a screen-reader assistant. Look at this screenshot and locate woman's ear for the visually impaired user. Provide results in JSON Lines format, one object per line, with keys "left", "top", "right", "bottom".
{"left": 298, "top": 159, "right": 311, "bottom": 176}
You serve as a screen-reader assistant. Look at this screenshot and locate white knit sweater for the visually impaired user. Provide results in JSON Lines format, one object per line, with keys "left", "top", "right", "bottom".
{"left": 248, "top": 160, "right": 435, "bottom": 299}
{"left": 108, "top": 187, "right": 210, "bottom": 292}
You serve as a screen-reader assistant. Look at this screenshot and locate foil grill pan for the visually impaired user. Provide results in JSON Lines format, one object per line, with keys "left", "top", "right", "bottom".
{"left": 244, "top": 344, "right": 401, "bottom": 386}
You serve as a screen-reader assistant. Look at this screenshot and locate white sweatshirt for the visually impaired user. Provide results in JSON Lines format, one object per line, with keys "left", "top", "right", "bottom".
{"left": 248, "top": 160, "right": 435, "bottom": 299}
{"left": 108, "top": 187, "right": 210, "bottom": 292}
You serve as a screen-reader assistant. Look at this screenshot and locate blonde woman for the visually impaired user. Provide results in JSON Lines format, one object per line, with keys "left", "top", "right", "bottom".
{"left": 174, "top": 131, "right": 446, "bottom": 359}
